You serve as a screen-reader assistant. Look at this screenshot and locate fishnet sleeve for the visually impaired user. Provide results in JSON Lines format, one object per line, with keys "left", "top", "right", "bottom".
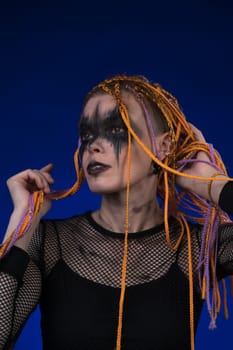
{"left": 216, "top": 223, "right": 233, "bottom": 280}
{"left": 0, "top": 225, "right": 43, "bottom": 350}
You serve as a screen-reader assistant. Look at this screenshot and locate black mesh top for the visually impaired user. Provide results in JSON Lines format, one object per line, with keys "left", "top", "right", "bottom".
{"left": 0, "top": 211, "right": 233, "bottom": 350}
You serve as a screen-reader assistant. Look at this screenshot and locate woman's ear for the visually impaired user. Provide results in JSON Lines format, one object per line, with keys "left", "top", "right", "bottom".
{"left": 156, "top": 132, "right": 172, "bottom": 160}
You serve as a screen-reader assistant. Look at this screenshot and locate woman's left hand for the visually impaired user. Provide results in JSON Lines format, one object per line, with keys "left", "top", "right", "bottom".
{"left": 175, "top": 123, "right": 227, "bottom": 202}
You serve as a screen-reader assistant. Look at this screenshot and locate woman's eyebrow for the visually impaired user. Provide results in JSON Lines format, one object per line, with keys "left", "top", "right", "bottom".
{"left": 105, "top": 108, "right": 142, "bottom": 135}
{"left": 79, "top": 107, "right": 120, "bottom": 129}
{"left": 79, "top": 118, "right": 91, "bottom": 131}
{"left": 80, "top": 107, "right": 142, "bottom": 136}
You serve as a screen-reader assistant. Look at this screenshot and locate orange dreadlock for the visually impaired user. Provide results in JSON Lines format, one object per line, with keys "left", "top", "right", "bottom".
{"left": 88, "top": 75, "right": 233, "bottom": 350}
{"left": 1, "top": 75, "right": 232, "bottom": 350}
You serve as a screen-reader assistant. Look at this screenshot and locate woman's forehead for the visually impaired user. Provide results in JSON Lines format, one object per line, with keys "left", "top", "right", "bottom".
{"left": 81, "top": 92, "right": 144, "bottom": 123}
{"left": 82, "top": 94, "right": 117, "bottom": 119}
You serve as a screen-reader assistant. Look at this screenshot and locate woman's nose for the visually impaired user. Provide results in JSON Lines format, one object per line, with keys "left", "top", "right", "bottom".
{"left": 87, "top": 138, "right": 104, "bottom": 153}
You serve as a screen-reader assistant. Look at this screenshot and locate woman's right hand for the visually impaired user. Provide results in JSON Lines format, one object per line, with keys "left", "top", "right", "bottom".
{"left": 6, "top": 163, "right": 55, "bottom": 218}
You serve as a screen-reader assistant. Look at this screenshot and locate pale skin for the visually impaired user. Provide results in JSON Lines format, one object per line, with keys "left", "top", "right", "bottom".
{"left": 3, "top": 92, "right": 228, "bottom": 250}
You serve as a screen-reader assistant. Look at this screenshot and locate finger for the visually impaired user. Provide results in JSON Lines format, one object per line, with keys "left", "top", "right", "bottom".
{"left": 38, "top": 164, "right": 55, "bottom": 184}
{"left": 40, "top": 163, "right": 54, "bottom": 172}
{"left": 189, "top": 123, "right": 206, "bottom": 142}
{"left": 7, "top": 166, "right": 55, "bottom": 195}
{"left": 37, "top": 170, "right": 55, "bottom": 184}
{"left": 27, "top": 170, "right": 52, "bottom": 194}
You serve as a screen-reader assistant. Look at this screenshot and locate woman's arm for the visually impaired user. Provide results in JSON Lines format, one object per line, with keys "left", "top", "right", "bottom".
{"left": 0, "top": 164, "right": 54, "bottom": 348}
{"left": 0, "top": 244, "right": 42, "bottom": 349}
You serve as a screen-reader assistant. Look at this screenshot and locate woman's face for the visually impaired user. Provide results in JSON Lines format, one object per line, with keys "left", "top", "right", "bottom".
{"left": 79, "top": 92, "right": 162, "bottom": 195}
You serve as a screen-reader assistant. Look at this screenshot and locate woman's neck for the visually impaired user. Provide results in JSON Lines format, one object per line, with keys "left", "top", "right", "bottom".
{"left": 92, "top": 192, "right": 163, "bottom": 233}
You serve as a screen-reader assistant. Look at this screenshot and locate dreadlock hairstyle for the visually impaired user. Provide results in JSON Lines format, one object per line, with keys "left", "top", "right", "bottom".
{"left": 1, "top": 74, "right": 233, "bottom": 350}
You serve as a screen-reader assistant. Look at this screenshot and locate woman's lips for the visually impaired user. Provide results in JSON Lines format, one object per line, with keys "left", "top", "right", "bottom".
{"left": 87, "top": 161, "right": 111, "bottom": 176}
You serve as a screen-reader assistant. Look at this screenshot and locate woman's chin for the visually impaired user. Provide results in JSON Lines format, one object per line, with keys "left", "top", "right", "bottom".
{"left": 87, "top": 183, "right": 123, "bottom": 195}
{"left": 89, "top": 187, "right": 116, "bottom": 195}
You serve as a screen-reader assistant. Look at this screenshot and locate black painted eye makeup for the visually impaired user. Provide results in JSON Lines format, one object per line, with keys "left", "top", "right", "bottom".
{"left": 79, "top": 106, "right": 141, "bottom": 161}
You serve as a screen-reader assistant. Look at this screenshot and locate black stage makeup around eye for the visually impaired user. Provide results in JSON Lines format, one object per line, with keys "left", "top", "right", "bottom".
{"left": 79, "top": 106, "right": 141, "bottom": 162}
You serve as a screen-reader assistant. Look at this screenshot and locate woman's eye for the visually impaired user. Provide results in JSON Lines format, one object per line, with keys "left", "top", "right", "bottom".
{"left": 111, "top": 126, "right": 126, "bottom": 135}
{"left": 81, "top": 132, "right": 93, "bottom": 142}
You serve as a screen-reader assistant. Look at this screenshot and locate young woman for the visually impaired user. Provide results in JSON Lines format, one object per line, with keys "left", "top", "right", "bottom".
{"left": 0, "top": 75, "right": 232, "bottom": 350}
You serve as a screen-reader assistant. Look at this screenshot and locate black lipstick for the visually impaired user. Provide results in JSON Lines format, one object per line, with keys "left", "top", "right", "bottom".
{"left": 87, "top": 161, "right": 111, "bottom": 176}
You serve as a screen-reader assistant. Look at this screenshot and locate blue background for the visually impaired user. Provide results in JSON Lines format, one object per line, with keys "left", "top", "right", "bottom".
{"left": 0, "top": 1, "right": 233, "bottom": 349}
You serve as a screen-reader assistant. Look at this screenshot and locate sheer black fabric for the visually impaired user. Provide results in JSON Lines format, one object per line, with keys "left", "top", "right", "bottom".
{"left": 0, "top": 211, "right": 233, "bottom": 349}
